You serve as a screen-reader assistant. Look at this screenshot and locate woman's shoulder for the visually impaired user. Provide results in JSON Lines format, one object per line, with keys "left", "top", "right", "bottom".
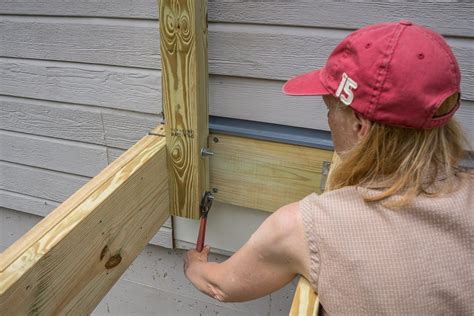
{"left": 455, "top": 169, "right": 474, "bottom": 193}
{"left": 457, "top": 169, "right": 474, "bottom": 180}
{"left": 299, "top": 186, "right": 369, "bottom": 222}
{"left": 301, "top": 186, "right": 365, "bottom": 206}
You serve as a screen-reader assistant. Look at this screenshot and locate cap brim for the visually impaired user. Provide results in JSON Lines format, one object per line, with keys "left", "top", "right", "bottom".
{"left": 282, "top": 69, "right": 330, "bottom": 96}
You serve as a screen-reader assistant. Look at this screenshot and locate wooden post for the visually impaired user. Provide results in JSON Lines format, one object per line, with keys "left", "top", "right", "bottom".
{"left": 160, "top": 0, "right": 209, "bottom": 219}
{"left": 0, "top": 134, "right": 169, "bottom": 315}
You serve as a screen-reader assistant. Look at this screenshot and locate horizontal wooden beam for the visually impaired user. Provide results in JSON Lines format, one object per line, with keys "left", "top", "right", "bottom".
{"left": 209, "top": 133, "right": 334, "bottom": 212}
{"left": 0, "top": 134, "right": 169, "bottom": 315}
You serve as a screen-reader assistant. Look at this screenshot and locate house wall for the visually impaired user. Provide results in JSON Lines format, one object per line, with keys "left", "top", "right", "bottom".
{"left": 1, "top": 2, "right": 473, "bottom": 315}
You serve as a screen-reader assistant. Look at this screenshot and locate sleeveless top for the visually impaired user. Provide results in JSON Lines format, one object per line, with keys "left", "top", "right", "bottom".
{"left": 299, "top": 172, "right": 473, "bottom": 315}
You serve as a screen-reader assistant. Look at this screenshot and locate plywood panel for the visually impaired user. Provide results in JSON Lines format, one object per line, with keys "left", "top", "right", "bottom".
{"left": 1, "top": 1, "right": 471, "bottom": 37}
{"left": 0, "top": 135, "right": 169, "bottom": 315}
{"left": 2, "top": 19, "right": 473, "bottom": 100}
{"left": 0, "top": 130, "right": 108, "bottom": 177}
{"left": 209, "top": 134, "right": 334, "bottom": 212}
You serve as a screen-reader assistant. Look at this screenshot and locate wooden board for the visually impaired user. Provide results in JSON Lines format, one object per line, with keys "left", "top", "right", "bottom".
{"left": 0, "top": 134, "right": 169, "bottom": 315}
{"left": 160, "top": 0, "right": 209, "bottom": 219}
{"left": 0, "top": 191, "right": 174, "bottom": 249}
{"left": 2, "top": 19, "right": 473, "bottom": 101}
{"left": 1, "top": 1, "right": 472, "bottom": 37}
{"left": 209, "top": 134, "right": 334, "bottom": 212}
{"left": 289, "top": 277, "right": 320, "bottom": 316}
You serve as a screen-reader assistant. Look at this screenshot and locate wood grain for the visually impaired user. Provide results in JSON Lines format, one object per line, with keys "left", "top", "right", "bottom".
{"left": 289, "top": 276, "right": 320, "bottom": 316}
{"left": 160, "top": 0, "right": 209, "bottom": 219}
{"left": 209, "top": 134, "right": 334, "bottom": 212}
{"left": 0, "top": 134, "right": 169, "bottom": 314}
{"left": 0, "top": 190, "right": 173, "bottom": 248}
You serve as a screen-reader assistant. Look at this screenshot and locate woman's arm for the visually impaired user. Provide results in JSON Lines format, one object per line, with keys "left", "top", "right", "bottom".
{"left": 184, "top": 202, "right": 311, "bottom": 302}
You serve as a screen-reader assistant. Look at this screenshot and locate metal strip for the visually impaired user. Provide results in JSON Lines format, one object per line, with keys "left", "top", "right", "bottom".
{"left": 209, "top": 116, "right": 333, "bottom": 150}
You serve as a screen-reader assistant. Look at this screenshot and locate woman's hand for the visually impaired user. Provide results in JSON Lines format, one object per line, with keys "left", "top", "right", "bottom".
{"left": 184, "top": 245, "right": 210, "bottom": 279}
{"left": 181, "top": 202, "right": 311, "bottom": 303}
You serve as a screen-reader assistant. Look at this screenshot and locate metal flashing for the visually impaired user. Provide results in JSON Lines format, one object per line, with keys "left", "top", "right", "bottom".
{"left": 209, "top": 116, "right": 333, "bottom": 150}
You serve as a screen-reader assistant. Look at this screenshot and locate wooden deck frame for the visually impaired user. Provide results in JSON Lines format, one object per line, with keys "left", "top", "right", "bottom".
{"left": 0, "top": 134, "right": 169, "bottom": 315}
{"left": 0, "top": 0, "right": 328, "bottom": 313}
{"left": 0, "top": 128, "right": 331, "bottom": 314}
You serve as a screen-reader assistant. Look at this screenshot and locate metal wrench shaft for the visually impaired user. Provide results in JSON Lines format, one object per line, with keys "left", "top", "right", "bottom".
{"left": 196, "top": 191, "right": 214, "bottom": 252}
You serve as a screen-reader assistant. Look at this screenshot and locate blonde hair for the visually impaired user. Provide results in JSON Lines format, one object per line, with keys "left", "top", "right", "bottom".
{"left": 326, "top": 93, "right": 470, "bottom": 208}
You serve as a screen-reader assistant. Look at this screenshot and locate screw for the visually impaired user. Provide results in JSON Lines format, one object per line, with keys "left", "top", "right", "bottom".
{"left": 201, "top": 148, "right": 214, "bottom": 157}
{"left": 212, "top": 188, "right": 219, "bottom": 194}
{"left": 213, "top": 137, "right": 219, "bottom": 143}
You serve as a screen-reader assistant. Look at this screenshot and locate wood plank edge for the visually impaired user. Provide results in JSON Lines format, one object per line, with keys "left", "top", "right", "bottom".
{"left": 0, "top": 135, "right": 164, "bottom": 272}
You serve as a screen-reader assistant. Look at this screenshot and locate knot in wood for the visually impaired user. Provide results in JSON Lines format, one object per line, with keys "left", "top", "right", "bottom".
{"left": 105, "top": 254, "right": 122, "bottom": 269}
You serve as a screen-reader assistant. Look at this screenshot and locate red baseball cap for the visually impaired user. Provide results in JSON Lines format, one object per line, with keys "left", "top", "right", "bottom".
{"left": 282, "top": 21, "right": 461, "bottom": 129}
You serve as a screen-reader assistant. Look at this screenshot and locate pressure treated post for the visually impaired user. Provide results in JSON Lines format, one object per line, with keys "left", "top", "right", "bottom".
{"left": 160, "top": 0, "right": 209, "bottom": 219}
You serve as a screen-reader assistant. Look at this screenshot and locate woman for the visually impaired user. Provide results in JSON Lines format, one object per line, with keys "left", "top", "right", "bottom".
{"left": 184, "top": 21, "right": 473, "bottom": 314}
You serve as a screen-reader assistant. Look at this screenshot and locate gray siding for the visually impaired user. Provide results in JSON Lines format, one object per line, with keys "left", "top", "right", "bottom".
{"left": 1, "top": 2, "right": 473, "bottom": 314}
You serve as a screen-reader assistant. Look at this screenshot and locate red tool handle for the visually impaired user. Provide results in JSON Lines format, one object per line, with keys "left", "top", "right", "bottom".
{"left": 196, "top": 216, "right": 207, "bottom": 252}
